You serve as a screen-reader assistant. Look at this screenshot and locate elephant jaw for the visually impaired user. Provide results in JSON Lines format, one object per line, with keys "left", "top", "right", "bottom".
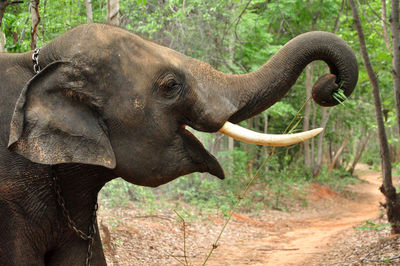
{"left": 218, "top": 122, "right": 324, "bottom": 147}
{"left": 180, "top": 126, "right": 225, "bottom": 180}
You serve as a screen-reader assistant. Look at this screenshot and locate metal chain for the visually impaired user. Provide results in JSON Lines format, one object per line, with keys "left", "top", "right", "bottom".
{"left": 51, "top": 167, "right": 98, "bottom": 266}
{"left": 32, "top": 48, "right": 41, "bottom": 74}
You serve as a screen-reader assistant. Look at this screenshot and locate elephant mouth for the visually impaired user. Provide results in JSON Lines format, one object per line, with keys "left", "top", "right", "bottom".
{"left": 181, "top": 122, "right": 324, "bottom": 180}
{"left": 180, "top": 125, "right": 225, "bottom": 179}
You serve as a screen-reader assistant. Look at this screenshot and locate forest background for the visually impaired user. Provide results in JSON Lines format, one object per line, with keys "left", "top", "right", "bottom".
{"left": 1, "top": 0, "right": 399, "bottom": 221}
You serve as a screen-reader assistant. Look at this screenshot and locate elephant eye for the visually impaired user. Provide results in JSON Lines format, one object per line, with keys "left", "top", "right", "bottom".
{"left": 156, "top": 72, "right": 184, "bottom": 99}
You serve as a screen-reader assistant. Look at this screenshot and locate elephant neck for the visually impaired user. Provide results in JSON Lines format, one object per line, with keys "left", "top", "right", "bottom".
{"left": 0, "top": 52, "right": 35, "bottom": 86}
{"left": 52, "top": 164, "right": 114, "bottom": 236}
{"left": 0, "top": 51, "right": 34, "bottom": 71}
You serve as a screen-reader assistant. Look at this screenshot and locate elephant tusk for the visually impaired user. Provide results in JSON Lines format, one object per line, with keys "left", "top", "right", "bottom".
{"left": 218, "top": 121, "right": 323, "bottom": 147}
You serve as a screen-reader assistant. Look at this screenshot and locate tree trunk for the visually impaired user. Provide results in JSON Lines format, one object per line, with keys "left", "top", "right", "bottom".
{"left": 348, "top": 130, "right": 371, "bottom": 175}
{"left": 349, "top": 0, "right": 400, "bottom": 234}
{"left": 18, "top": 17, "right": 29, "bottom": 45}
{"left": 303, "top": 64, "right": 313, "bottom": 168}
{"left": 390, "top": 0, "right": 400, "bottom": 141}
{"left": 0, "top": 0, "right": 7, "bottom": 27}
{"left": 263, "top": 112, "right": 268, "bottom": 153}
{"left": 0, "top": 0, "right": 5, "bottom": 51}
{"left": 381, "top": 0, "right": 392, "bottom": 51}
{"left": 328, "top": 136, "right": 349, "bottom": 172}
{"left": 313, "top": 108, "right": 332, "bottom": 176}
{"left": 303, "top": 10, "right": 319, "bottom": 169}
{"left": 30, "top": 0, "right": 40, "bottom": 50}
{"left": 107, "top": 0, "right": 119, "bottom": 26}
{"left": 0, "top": 0, "right": 23, "bottom": 51}
{"left": 310, "top": 102, "right": 316, "bottom": 169}
{"left": 0, "top": 31, "right": 5, "bottom": 52}
{"left": 85, "top": 0, "right": 93, "bottom": 22}
{"left": 0, "top": 1, "right": 23, "bottom": 26}
{"left": 312, "top": 2, "right": 343, "bottom": 176}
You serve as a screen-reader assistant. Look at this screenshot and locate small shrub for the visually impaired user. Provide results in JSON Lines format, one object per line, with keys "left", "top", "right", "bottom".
{"left": 100, "top": 178, "right": 156, "bottom": 209}
{"left": 355, "top": 220, "right": 391, "bottom": 231}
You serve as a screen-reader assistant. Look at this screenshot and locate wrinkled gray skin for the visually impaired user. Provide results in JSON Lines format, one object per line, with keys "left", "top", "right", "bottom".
{"left": 0, "top": 23, "right": 358, "bottom": 265}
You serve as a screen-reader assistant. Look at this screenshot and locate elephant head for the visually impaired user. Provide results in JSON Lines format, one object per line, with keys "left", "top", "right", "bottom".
{"left": 7, "top": 23, "right": 358, "bottom": 187}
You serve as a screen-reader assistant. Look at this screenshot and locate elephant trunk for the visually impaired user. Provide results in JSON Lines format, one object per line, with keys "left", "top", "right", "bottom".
{"left": 227, "top": 31, "right": 358, "bottom": 124}
{"left": 188, "top": 31, "right": 358, "bottom": 134}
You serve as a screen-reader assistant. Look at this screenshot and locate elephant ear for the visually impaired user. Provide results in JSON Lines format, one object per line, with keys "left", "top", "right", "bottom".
{"left": 8, "top": 61, "right": 116, "bottom": 169}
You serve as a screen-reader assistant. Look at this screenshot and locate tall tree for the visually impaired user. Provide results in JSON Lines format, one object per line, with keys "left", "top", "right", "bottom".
{"left": 348, "top": 128, "right": 370, "bottom": 175}
{"left": 0, "top": 0, "right": 7, "bottom": 27}
{"left": 85, "top": 0, "right": 93, "bottom": 23}
{"left": 381, "top": 0, "right": 391, "bottom": 50}
{"left": 30, "top": 0, "right": 40, "bottom": 50}
{"left": 0, "top": 0, "right": 22, "bottom": 26}
{"left": 313, "top": 0, "right": 344, "bottom": 176}
{"left": 0, "top": 0, "right": 23, "bottom": 51}
{"left": 313, "top": 108, "right": 332, "bottom": 176}
{"left": 107, "top": 0, "right": 119, "bottom": 26}
{"left": 349, "top": 0, "right": 400, "bottom": 234}
{"left": 303, "top": 65, "right": 313, "bottom": 168}
{"left": 0, "top": 31, "right": 4, "bottom": 52}
{"left": 303, "top": 7, "right": 320, "bottom": 169}
{"left": 390, "top": 0, "right": 400, "bottom": 140}
{"left": 0, "top": 0, "right": 4, "bottom": 52}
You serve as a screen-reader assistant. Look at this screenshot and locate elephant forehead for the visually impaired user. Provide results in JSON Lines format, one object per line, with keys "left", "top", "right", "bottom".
{"left": 119, "top": 43, "right": 185, "bottom": 71}
{"left": 124, "top": 37, "right": 187, "bottom": 69}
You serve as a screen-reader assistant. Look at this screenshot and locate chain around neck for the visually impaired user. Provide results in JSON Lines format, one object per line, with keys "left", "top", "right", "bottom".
{"left": 32, "top": 48, "right": 41, "bottom": 74}
{"left": 50, "top": 166, "right": 99, "bottom": 266}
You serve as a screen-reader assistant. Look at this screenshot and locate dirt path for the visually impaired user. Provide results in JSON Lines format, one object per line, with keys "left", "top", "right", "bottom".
{"left": 194, "top": 164, "right": 384, "bottom": 266}
{"left": 99, "top": 164, "right": 388, "bottom": 265}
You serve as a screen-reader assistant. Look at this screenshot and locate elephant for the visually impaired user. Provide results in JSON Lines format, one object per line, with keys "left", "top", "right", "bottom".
{"left": 0, "top": 23, "right": 358, "bottom": 265}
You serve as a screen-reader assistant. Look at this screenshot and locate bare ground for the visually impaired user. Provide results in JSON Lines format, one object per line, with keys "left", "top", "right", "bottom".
{"left": 98, "top": 164, "right": 400, "bottom": 265}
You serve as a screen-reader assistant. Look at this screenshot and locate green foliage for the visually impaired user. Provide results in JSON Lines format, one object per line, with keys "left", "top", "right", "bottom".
{"left": 393, "top": 162, "right": 400, "bottom": 181}
{"left": 261, "top": 161, "right": 312, "bottom": 211}
{"left": 316, "top": 167, "right": 360, "bottom": 192}
{"left": 100, "top": 179, "right": 131, "bottom": 207}
{"left": 268, "top": 102, "right": 297, "bottom": 120}
{"left": 2, "top": 8, "right": 30, "bottom": 52}
{"left": 362, "top": 141, "right": 382, "bottom": 166}
{"left": 332, "top": 87, "right": 347, "bottom": 106}
{"left": 2, "top": 0, "right": 398, "bottom": 215}
{"left": 158, "top": 148, "right": 252, "bottom": 213}
{"left": 100, "top": 178, "right": 156, "bottom": 210}
{"left": 355, "top": 220, "right": 391, "bottom": 231}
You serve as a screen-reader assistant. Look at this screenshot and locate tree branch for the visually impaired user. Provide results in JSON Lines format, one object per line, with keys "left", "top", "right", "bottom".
{"left": 30, "top": 0, "right": 41, "bottom": 50}
{"left": 390, "top": 0, "right": 400, "bottom": 142}
{"left": 234, "top": 0, "right": 252, "bottom": 43}
{"left": 366, "top": 0, "right": 391, "bottom": 27}
{"left": 0, "top": 0, "right": 23, "bottom": 27}
{"left": 356, "top": 0, "right": 385, "bottom": 40}
{"left": 276, "top": 0, "right": 294, "bottom": 37}
{"left": 9, "top": 1, "right": 24, "bottom": 4}
{"left": 332, "top": 0, "right": 345, "bottom": 33}
{"left": 381, "top": 0, "right": 392, "bottom": 51}
{"left": 349, "top": 0, "right": 398, "bottom": 234}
